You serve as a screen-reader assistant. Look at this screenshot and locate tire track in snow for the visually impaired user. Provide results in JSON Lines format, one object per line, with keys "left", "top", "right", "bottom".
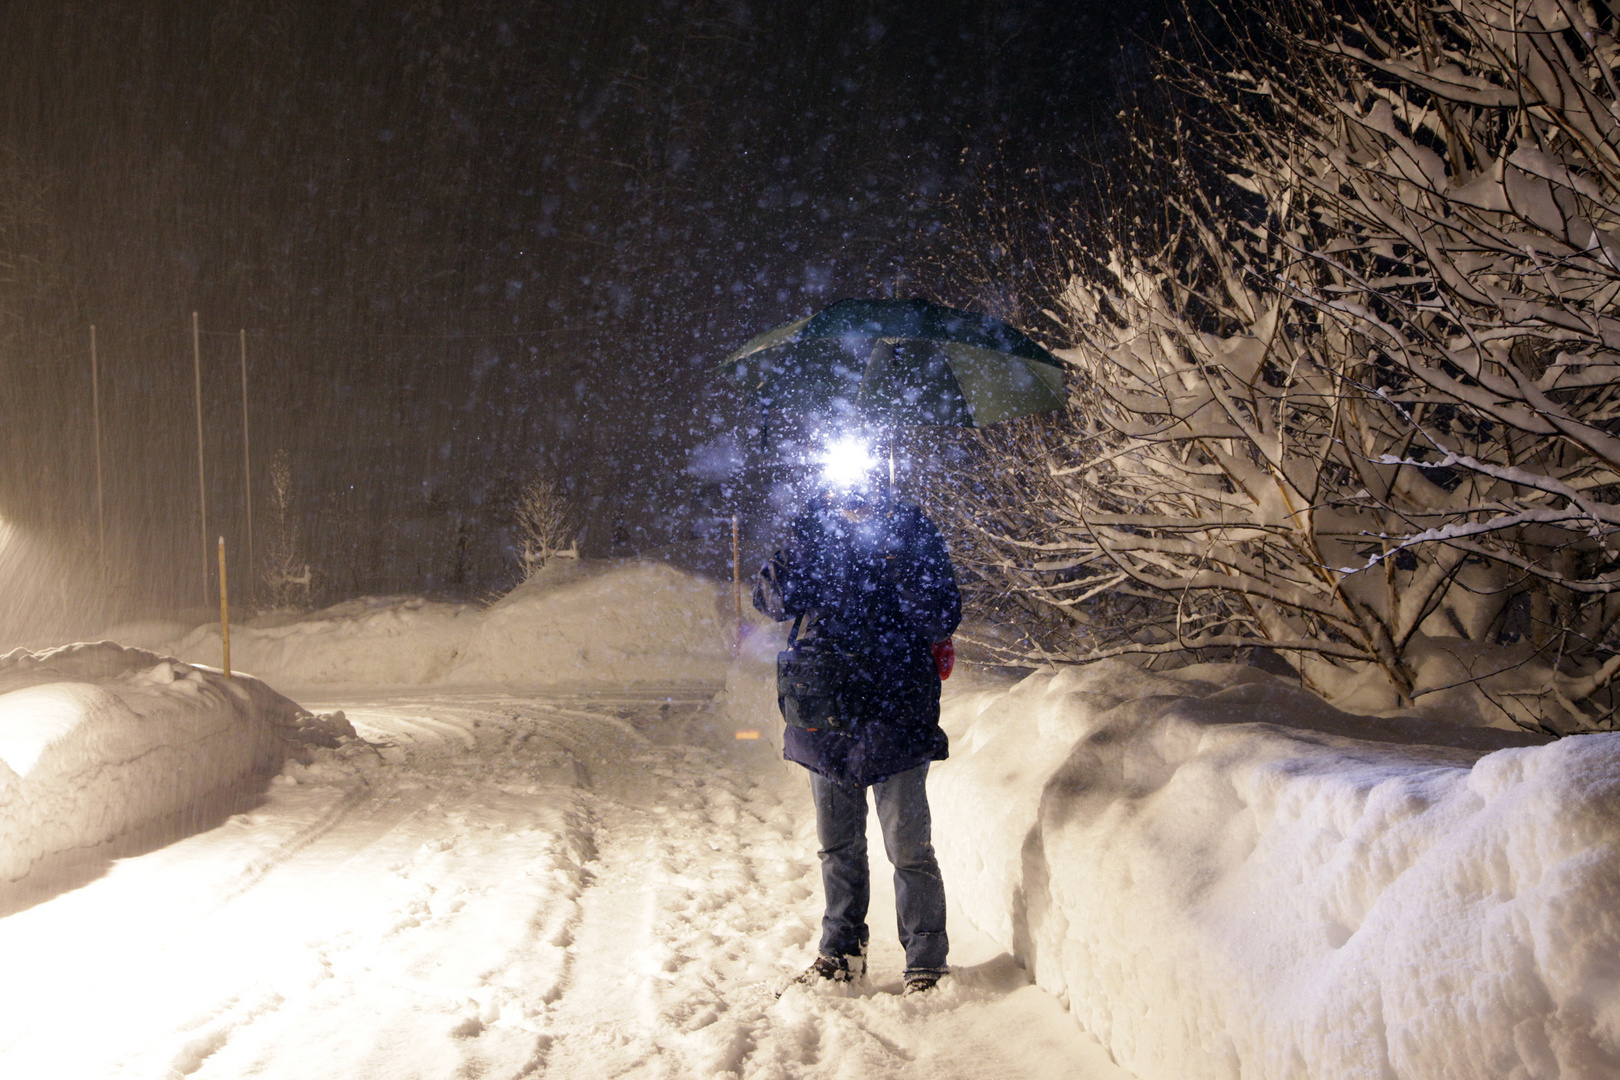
{"left": 153, "top": 698, "right": 621, "bottom": 1079}
{"left": 158, "top": 690, "right": 727, "bottom": 1080}
{"left": 0, "top": 694, "right": 615, "bottom": 1079}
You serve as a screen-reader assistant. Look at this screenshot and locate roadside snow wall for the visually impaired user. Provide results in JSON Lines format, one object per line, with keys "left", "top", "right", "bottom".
{"left": 164, "top": 596, "right": 479, "bottom": 687}
{"left": 0, "top": 642, "right": 293, "bottom": 882}
{"left": 929, "top": 660, "right": 1620, "bottom": 1080}
{"left": 450, "top": 560, "right": 732, "bottom": 687}
{"left": 160, "top": 560, "right": 732, "bottom": 690}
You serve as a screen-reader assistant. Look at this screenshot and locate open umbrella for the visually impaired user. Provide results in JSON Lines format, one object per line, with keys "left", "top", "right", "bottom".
{"left": 722, "top": 297, "right": 1066, "bottom": 427}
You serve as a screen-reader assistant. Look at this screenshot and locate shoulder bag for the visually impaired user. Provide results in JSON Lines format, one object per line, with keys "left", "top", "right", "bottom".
{"left": 776, "top": 613, "right": 873, "bottom": 734}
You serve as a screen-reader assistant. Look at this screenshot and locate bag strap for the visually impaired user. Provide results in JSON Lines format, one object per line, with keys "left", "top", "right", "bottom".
{"left": 787, "top": 611, "right": 805, "bottom": 644}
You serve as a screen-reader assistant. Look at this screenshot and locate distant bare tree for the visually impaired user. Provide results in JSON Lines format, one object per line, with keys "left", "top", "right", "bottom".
{"left": 263, "top": 449, "right": 312, "bottom": 609}
{"left": 513, "top": 473, "right": 576, "bottom": 580}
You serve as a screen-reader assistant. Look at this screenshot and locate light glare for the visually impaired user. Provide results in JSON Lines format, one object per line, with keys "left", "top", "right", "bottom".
{"left": 818, "top": 435, "right": 878, "bottom": 490}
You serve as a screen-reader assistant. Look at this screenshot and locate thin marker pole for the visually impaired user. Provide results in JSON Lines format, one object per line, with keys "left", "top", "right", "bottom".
{"left": 90, "top": 324, "right": 104, "bottom": 569}
{"left": 731, "top": 514, "right": 742, "bottom": 626}
{"left": 193, "top": 311, "right": 208, "bottom": 604}
{"left": 240, "top": 329, "right": 253, "bottom": 599}
{"left": 218, "top": 536, "right": 231, "bottom": 677}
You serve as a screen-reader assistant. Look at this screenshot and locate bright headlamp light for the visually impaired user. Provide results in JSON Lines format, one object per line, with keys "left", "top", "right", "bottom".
{"left": 817, "top": 434, "right": 879, "bottom": 491}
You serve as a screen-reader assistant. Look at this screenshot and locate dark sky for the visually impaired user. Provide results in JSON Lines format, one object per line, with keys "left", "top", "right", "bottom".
{"left": 0, "top": 0, "right": 1190, "bottom": 610}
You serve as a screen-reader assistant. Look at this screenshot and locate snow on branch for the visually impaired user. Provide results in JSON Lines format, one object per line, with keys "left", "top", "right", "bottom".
{"left": 928, "top": 0, "right": 1620, "bottom": 732}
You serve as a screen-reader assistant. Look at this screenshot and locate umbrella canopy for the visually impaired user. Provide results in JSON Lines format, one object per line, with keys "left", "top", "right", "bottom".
{"left": 723, "top": 297, "right": 1066, "bottom": 427}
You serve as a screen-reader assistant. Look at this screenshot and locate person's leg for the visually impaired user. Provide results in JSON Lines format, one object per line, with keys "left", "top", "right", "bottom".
{"left": 872, "top": 763, "right": 948, "bottom": 974}
{"left": 809, "top": 770, "right": 871, "bottom": 962}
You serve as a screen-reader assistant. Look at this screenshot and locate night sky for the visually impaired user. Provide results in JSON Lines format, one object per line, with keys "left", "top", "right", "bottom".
{"left": 0, "top": 0, "right": 1191, "bottom": 614}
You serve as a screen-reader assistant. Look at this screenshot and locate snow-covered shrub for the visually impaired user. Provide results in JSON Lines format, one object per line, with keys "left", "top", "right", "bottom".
{"left": 1231, "top": 0, "right": 1620, "bottom": 721}
{"left": 513, "top": 472, "right": 577, "bottom": 580}
{"left": 939, "top": 211, "right": 1488, "bottom": 713}
{"left": 939, "top": 0, "right": 1620, "bottom": 730}
{"left": 262, "top": 449, "right": 313, "bottom": 610}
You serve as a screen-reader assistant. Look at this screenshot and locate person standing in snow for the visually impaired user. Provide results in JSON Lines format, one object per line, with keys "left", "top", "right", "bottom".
{"left": 753, "top": 440, "right": 961, "bottom": 996}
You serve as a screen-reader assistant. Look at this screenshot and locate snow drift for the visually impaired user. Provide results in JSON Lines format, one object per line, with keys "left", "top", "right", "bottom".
{"left": 159, "top": 559, "right": 732, "bottom": 689}
{"left": 160, "top": 596, "right": 479, "bottom": 687}
{"left": 0, "top": 642, "right": 295, "bottom": 882}
{"left": 928, "top": 660, "right": 1620, "bottom": 1080}
{"left": 450, "top": 560, "right": 732, "bottom": 686}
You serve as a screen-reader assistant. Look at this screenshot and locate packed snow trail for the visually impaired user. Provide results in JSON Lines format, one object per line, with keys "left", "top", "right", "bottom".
{"left": 0, "top": 687, "right": 1128, "bottom": 1080}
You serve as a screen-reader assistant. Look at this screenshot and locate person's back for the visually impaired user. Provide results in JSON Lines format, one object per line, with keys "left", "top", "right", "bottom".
{"left": 757, "top": 488, "right": 959, "bottom": 786}
{"left": 755, "top": 471, "right": 960, "bottom": 996}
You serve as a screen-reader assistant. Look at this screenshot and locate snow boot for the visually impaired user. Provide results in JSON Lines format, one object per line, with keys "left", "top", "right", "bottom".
{"left": 795, "top": 950, "right": 865, "bottom": 985}
{"left": 902, "top": 969, "right": 945, "bottom": 996}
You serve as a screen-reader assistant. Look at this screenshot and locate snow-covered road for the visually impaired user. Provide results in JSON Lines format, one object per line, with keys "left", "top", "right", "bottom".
{"left": 0, "top": 688, "right": 1129, "bottom": 1080}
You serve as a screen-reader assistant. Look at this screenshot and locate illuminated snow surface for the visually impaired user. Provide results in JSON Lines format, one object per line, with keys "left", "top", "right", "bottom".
{"left": 0, "top": 564, "right": 1128, "bottom": 1080}
{"left": 144, "top": 559, "right": 737, "bottom": 691}
{"left": 0, "top": 684, "right": 1125, "bottom": 1080}
{"left": 2, "top": 560, "right": 1618, "bottom": 1078}
{"left": 0, "top": 643, "right": 292, "bottom": 885}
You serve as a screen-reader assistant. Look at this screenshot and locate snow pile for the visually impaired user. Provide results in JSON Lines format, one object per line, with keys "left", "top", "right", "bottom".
{"left": 0, "top": 642, "right": 295, "bottom": 882}
{"left": 929, "top": 660, "right": 1620, "bottom": 1080}
{"left": 158, "top": 560, "right": 732, "bottom": 690}
{"left": 449, "top": 560, "right": 732, "bottom": 687}
{"left": 164, "top": 596, "right": 479, "bottom": 688}
{"left": 1302, "top": 634, "right": 1571, "bottom": 733}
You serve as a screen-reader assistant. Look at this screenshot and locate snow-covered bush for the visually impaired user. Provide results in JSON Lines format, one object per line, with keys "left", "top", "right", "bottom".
{"left": 936, "top": 159, "right": 1500, "bottom": 715}
{"left": 262, "top": 449, "right": 313, "bottom": 610}
{"left": 513, "top": 472, "right": 577, "bottom": 580}
{"left": 941, "top": 0, "right": 1620, "bottom": 731}
{"left": 1238, "top": 0, "right": 1620, "bottom": 718}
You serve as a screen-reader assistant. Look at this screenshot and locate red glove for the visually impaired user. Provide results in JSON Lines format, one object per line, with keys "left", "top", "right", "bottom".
{"left": 931, "top": 638, "right": 955, "bottom": 681}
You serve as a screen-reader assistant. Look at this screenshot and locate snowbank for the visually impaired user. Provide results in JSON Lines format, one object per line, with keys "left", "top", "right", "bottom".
{"left": 160, "top": 560, "right": 732, "bottom": 690}
{"left": 0, "top": 642, "right": 296, "bottom": 882}
{"left": 1309, "top": 633, "right": 1572, "bottom": 734}
{"left": 166, "top": 596, "right": 479, "bottom": 687}
{"left": 928, "top": 660, "right": 1620, "bottom": 1080}
{"left": 449, "top": 560, "right": 733, "bottom": 687}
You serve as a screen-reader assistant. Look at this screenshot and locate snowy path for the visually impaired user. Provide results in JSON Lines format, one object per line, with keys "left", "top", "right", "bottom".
{"left": 0, "top": 689, "right": 1130, "bottom": 1080}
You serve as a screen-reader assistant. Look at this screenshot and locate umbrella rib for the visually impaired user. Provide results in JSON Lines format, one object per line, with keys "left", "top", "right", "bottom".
{"left": 721, "top": 298, "right": 1066, "bottom": 429}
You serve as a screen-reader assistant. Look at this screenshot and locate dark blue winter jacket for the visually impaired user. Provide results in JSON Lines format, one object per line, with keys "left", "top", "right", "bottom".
{"left": 754, "top": 492, "right": 961, "bottom": 787}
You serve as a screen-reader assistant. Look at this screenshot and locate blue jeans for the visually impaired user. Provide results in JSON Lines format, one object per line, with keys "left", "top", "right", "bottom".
{"left": 809, "top": 763, "right": 948, "bottom": 975}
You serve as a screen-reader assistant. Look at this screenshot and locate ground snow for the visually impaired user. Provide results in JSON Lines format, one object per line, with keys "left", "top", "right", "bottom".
{"left": 0, "top": 641, "right": 293, "bottom": 885}
{"left": 1, "top": 558, "right": 728, "bottom": 902}
{"left": 930, "top": 660, "right": 1619, "bottom": 1080}
{"left": 12, "top": 559, "right": 1620, "bottom": 1078}
{"left": 0, "top": 689, "right": 1129, "bottom": 1080}
{"left": 0, "top": 563, "right": 1129, "bottom": 1078}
